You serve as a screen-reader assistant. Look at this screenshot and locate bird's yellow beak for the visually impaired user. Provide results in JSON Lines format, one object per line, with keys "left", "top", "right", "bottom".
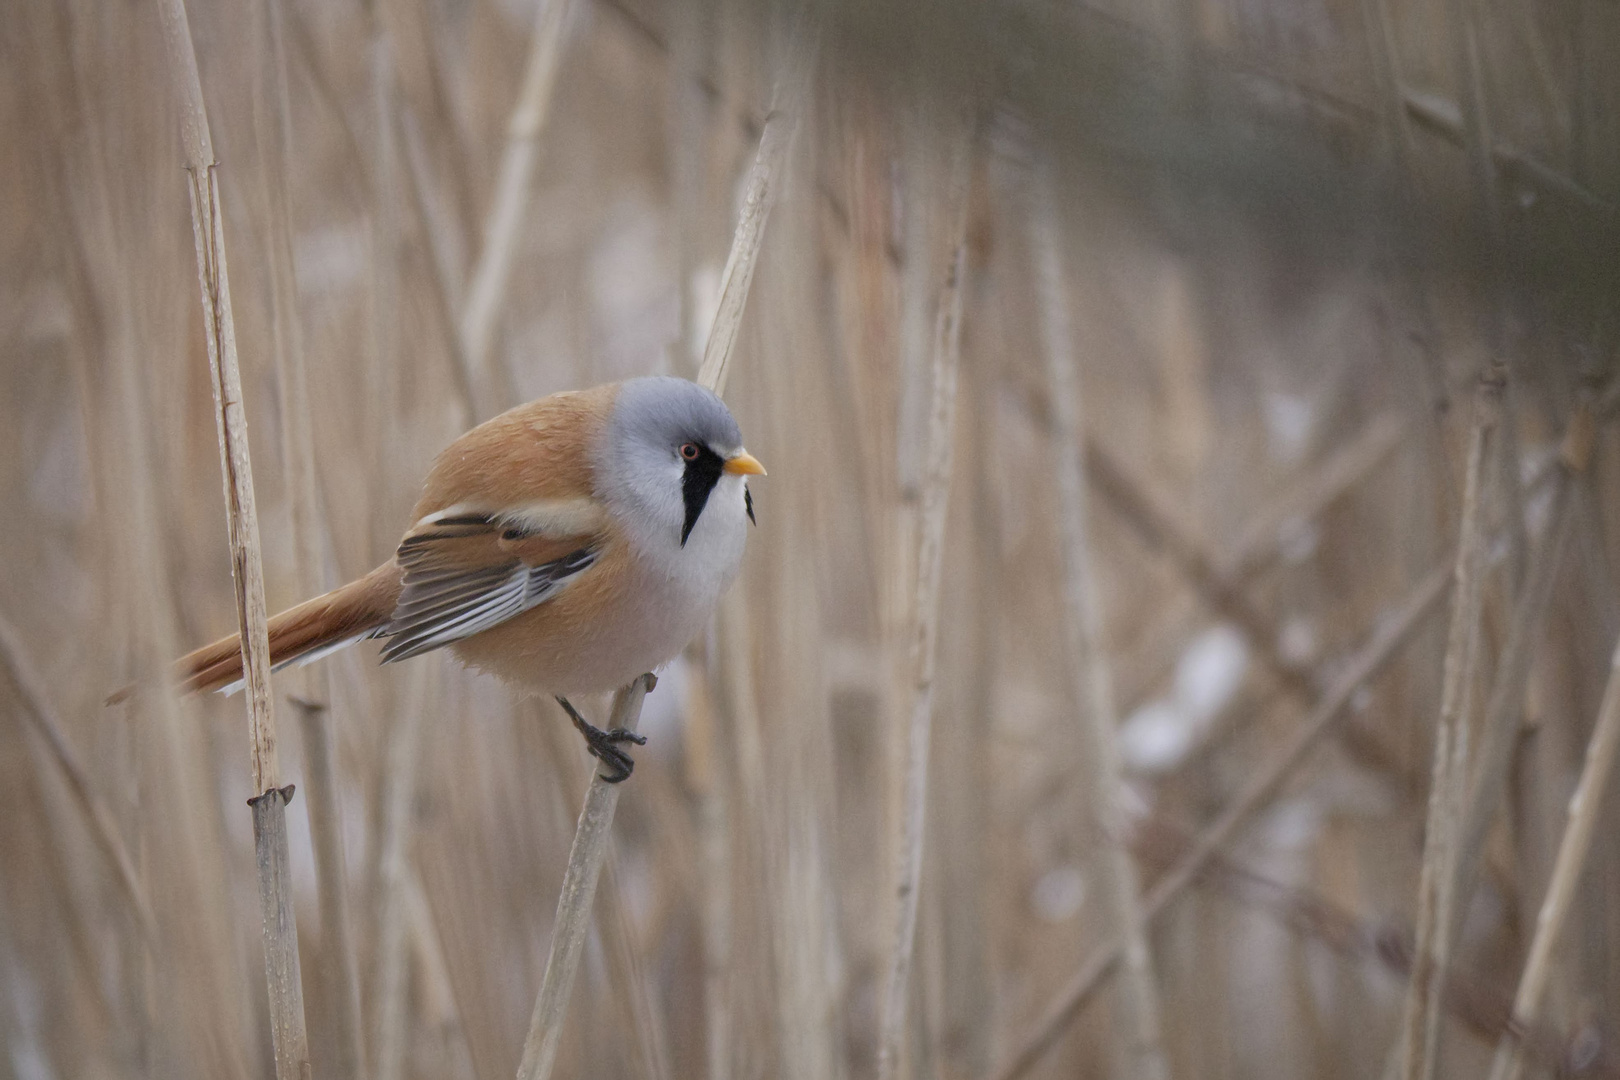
{"left": 723, "top": 451, "right": 767, "bottom": 476}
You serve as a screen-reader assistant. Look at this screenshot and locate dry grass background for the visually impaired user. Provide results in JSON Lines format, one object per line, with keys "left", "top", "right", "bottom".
{"left": 3, "top": 0, "right": 1620, "bottom": 1078}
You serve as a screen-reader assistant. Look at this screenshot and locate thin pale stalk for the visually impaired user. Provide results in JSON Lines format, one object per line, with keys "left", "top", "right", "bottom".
{"left": 1443, "top": 401, "right": 1593, "bottom": 963}
{"left": 875, "top": 133, "right": 970, "bottom": 1080}
{"left": 694, "top": 9, "right": 819, "bottom": 398}
{"left": 0, "top": 609, "right": 154, "bottom": 938}
{"left": 1397, "top": 363, "right": 1506, "bottom": 1080}
{"left": 1032, "top": 160, "right": 1170, "bottom": 1080}
{"left": 370, "top": 665, "right": 434, "bottom": 1080}
{"left": 458, "top": 0, "right": 575, "bottom": 417}
{"left": 255, "top": 0, "right": 367, "bottom": 1070}
{"left": 515, "top": 675, "right": 652, "bottom": 1080}
{"left": 684, "top": 669, "right": 733, "bottom": 1080}
{"left": 365, "top": 8, "right": 403, "bottom": 548}
{"left": 1486, "top": 633, "right": 1620, "bottom": 1080}
{"left": 990, "top": 564, "right": 1451, "bottom": 1080}
{"left": 397, "top": 103, "right": 477, "bottom": 427}
{"left": 155, "top": 1, "right": 309, "bottom": 1075}
{"left": 297, "top": 699, "right": 367, "bottom": 1079}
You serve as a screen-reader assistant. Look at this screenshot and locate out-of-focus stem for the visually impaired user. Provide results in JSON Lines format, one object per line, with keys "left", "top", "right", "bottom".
{"left": 875, "top": 122, "right": 971, "bottom": 1080}
{"left": 459, "top": 0, "right": 575, "bottom": 417}
{"left": 0, "top": 609, "right": 154, "bottom": 938}
{"left": 1032, "top": 158, "right": 1171, "bottom": 1080}
{"left": 254, "top": 0, "right": 367, "bottom": 1070}
{"left": 694, "top": 11, "right": 819, "bottom": 399}
{"left": 1397, "top": 363, "right": 1506, "bottom": 1080}
{"left": 1486, "top": 633, "right": 1620, "bottom": 1080}
{"left": 156, "top": 1, "right": 309, "bottom": 1074}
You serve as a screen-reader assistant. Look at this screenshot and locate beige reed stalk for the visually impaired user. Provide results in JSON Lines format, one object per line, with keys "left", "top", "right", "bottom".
{"left": 1397, "top": 363, "right": 1506, "bottom": 1080}
{"left": 254, "top": 0, "right": 367, "bottom": 1071}
{"left": 371, "top": 664, "right": 434, "bottom": 1080}
{"left": 992, "top": 563, "right": 1451, "bottom": 1080}
{"left": 875, "top": 127, "right": 972, "bottom": 1080}
{"left": 515, "top": 38, "right": 814, "bottom": 1074}
{"left": 459, "top": 0, "right": 575, "bottom": 417}
{"left": 694, "top": 11, "right": 819, "bottom": 400}
{"left": 1436, "top": 399, "right": 1592, "bottom": 990}
{"left": 1031, "top": 161, "right": 1171, "bottom": 1080}
{"left": 156, "top": 0, "right": 310, "bottom": 1075}
{"left": 1486, "top": 630, "right": 1620, "bottom": 1080}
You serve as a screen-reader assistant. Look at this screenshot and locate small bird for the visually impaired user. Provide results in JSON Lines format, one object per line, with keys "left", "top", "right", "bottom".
{"left": 168, "top": 376, "right": 763, "bottom": 782}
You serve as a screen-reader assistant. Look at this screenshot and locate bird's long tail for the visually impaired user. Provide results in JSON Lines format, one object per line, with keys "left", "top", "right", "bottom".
{"left": 169, "top": 562, "right": 403, "bottom": 697}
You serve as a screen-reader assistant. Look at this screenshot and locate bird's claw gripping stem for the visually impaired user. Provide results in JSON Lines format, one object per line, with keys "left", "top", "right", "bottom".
{"left": 556, "top": 695, "right": 649, "bottom": 783}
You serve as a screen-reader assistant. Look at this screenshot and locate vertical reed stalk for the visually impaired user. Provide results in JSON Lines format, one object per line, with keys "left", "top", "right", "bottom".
{"left": 1441, "top": 400, "right": 1592, "bottom": 960}
{"left": 875, "top": 125, "right": 971, "bottom": 1080}
{"left": 365, "top": 0, "right": 402, "bottom": 548}
{"left": 255, "top": 0, "right": 366, "bottom": 1070}
{"left": 685, "top": 668, "right": 734, "bottom": 1080}
{"left": 156, "top": 1, "right": 310, "bottom": 1075}
{"left": 1032, "top": 159, "right": 1171, "bottom": 1080}
{"left": 1397, "top": 362, "right": 1506, "bottom": 1080}
{"left": 1486, "top": 632, "right": 1620, "bottom": 1080}
{"left": 370, "top": 664, "right": 434, "bottom": 1080}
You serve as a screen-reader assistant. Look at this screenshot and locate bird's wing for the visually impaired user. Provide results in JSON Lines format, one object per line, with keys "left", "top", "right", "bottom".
{"left": 377, "top": 507, "right": 602, "bottom": 663}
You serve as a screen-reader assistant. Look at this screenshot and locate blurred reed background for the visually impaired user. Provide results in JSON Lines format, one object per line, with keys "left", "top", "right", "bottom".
{"left": 3, "top": 0, "right": 1619, "bottom": 1078}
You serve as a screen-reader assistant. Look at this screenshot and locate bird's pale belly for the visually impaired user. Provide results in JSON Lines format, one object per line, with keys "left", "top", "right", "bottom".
{"left": 448, "top": 541, "right": 715, "bottom": 696}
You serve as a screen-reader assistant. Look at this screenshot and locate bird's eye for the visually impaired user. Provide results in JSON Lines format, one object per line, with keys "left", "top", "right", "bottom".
{"left": 679, "top": 442, "right": 701, "bottom": 461}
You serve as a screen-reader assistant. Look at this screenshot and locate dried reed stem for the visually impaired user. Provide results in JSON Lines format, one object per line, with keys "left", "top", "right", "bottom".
{"left": 1032, "top": 161, "right": 1170, "bottom": 1080}
{"left": 0, "top": 609, "right": 154, "bottom": 938}
{"left": 684, "top": 669, "right": 733, "bottom": 1080}
{"left": 157, "top": 0, "right": 309, "bottom": 1074}
{"left": 256, "top": 0, "right": 366, "bottom": 1069}
{"left": 694, "top": 11, "right": 819, "bottom": 399}
{"left": 991, "top": 563, "right": 1451, "bottom": 1080}
{"left": 875, "top": 133, "right": 971, "bottom": 1080}
{"left": 1397, "top": 362, "right": 1506, "bottom": 1080}
{"left": 1486, "top": 631, "right": 1620, "bottom": 1080}
{"left": 459, "top": 0, "right": 575, "bottom": 416}
{"left": 297, "top": 699, "right": 367, "bottom": 1077}
{"left": 370, "top": 667, "right": 432, "bottom": 1080}
{"left": 515, "top": 674, "right": 652, "bottom": 1080}
{"left": 1441, "top": 400, "right": 1591, "bottom": 968}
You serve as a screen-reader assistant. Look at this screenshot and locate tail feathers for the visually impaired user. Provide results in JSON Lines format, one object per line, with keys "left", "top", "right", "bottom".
{"left": 174, "top": 563, "right": 403, "bottom": 697}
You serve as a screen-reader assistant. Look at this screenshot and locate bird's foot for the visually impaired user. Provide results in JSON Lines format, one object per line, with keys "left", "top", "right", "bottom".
{"left": 556, "top": 696, "right": 648, "bottom": 784}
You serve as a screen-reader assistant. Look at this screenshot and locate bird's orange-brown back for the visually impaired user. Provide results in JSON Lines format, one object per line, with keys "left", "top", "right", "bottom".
{"left": 411, "top": 384, "right": 619, "bottom": 519}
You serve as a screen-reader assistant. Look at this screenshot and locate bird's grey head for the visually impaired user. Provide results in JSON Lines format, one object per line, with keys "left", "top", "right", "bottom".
{"left": 594, "top": 376, "right": 760, "bottom": 552}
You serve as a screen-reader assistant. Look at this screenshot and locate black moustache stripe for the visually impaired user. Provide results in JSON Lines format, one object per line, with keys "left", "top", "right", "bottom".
{"left": 681, "top": 445, "right": 726, "bottom": 546}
